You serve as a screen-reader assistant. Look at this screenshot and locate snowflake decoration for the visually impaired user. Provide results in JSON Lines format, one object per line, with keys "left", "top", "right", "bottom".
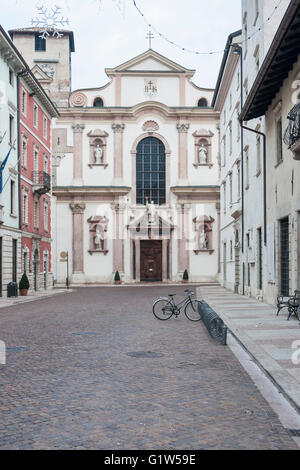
{"left": 32, "top": 4, "right": 69, "bottom": 39}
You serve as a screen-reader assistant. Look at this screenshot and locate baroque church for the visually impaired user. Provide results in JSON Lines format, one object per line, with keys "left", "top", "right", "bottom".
{"left": 10, "top": 29, "right": 220, "bottom": 284}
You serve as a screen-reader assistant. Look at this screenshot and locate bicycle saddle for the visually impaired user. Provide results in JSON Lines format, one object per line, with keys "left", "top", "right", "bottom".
{"left": 168, "top": 294, "right": 176, "bottom": 297}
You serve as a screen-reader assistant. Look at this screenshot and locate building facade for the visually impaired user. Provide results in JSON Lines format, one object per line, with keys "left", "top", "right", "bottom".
{"left": 214, "top": 0, "right": 291, "bottom": 299}
{"left": 19, "top": 70, "right": 59, "bottom": 291}
{"left": 241, "top": 0, "right": 300, "bottom": 305}
{"left": 9, "top": 28, "right": 74, "bottom": 108}
{"left": 0, "top": 27, "right": 25, "bottom": 297}
{"left": 50, "top": 49, "right": 220, "bottom": 285}
{"left": 213, "top": 31, "right": 242, "bottom": 294}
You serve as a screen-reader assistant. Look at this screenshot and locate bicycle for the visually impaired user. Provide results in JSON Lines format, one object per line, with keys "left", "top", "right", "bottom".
{"left": 152, "top": 289, "right": 202, "bottom": 321}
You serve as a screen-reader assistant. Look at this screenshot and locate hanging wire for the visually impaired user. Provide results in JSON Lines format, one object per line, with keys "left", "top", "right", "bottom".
{"left": 132, "top": 0, "right": 285, "bottom": 55}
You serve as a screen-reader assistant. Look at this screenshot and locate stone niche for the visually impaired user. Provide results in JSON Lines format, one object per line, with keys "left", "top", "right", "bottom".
{"left": 87, "top": 216, "right": 109, "bottom": 255}
{"left": 193, "top": 129, "right": 214, "bottom": 168}
{"left": 87, "top": 129, "right": 109, "bottom": 168}
{"left": 193, "top": 215, "right": 215, "bottom": 254}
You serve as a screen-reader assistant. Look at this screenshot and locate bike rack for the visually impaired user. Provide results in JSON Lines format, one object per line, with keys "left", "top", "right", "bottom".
{"left": 198, "top": 301, "right": 228, "bottom": 345}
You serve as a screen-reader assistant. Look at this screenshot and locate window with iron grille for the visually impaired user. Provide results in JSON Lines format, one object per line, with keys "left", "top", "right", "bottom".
{"left": 136, "top": 137, "right": 166, "bottom": 205}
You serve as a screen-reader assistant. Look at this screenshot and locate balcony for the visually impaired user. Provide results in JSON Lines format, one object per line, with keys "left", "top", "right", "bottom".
{"left": 32, "top": 171, "right": 51, "bottom": 195}
{"left": 284, "top": 103, "right": 300, "bottom": 160}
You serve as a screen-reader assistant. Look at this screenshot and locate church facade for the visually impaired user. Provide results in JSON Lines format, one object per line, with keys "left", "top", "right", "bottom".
{"left": 51, "top": 49, "right": 220, "bottom": 284}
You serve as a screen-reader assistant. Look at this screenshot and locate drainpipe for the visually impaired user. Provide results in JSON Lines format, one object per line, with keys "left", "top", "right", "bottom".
{"left": 241, "top": 124, "right": 267, "bottom": 246}
{"left": 17, "top": 69, "right": 29, "bottom": 277}
{"left": 16, "top": 69, "right": 27, "bottom": 231}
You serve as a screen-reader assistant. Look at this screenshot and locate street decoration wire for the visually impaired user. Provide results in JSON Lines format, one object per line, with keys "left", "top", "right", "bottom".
{"left": 132, "top": 0, "right": 285, "bottom": 55}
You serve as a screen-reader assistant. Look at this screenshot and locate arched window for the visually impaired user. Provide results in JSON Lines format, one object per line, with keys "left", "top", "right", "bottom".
{"left": 198, "top": 98, "right": 208, "bottom": 108}
{"left": 136, "top": 137, "right": 166, "bottom": 206}
{"left": 93, "top": 97, "right": 104, "bottom": 108}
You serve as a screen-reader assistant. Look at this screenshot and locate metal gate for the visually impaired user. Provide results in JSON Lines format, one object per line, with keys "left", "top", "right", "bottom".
{"left": 280, "top": 218, "right": 289, "bottom": 296}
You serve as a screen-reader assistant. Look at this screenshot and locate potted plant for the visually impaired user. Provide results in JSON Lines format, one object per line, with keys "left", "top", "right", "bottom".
{"left": 183, "top": 269, "right": 189, "bottom": 284}
{"left": 114, "top": 271, "right": 121, "bottom": 285}
{"left": 19, "top": 273, "right": 30, "bottom": 296}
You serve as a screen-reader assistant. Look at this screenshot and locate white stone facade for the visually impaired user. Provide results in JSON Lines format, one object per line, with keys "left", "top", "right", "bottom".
{"left": 52, "top": 50, "right": 220, "bottom": 285}
{"left": 0, "top": 28, "right": 24, "bottom": 297}
{"left": 215, "top": 0, "right": 291, "bottom": 299}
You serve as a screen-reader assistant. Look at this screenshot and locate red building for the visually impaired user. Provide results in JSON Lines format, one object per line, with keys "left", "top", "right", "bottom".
{"left": 19, "top": 72, "right": 58, "bottom": 290}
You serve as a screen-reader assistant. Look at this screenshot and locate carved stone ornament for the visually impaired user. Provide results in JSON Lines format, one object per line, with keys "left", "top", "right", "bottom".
{"left": 69, "top": 92, "right": 88, "bottom": 107}
{"left": 176, "top": 123, "right": 190, "bottom": 133}
{"left": 193, "top": 215, "right": 215, "bottom": 254}
{"left": 87, "top": 129, "right": 109, "bottom": 168}
{"left": 112, "top": 123, "right": 125, "bottom": 133}
{"left": 72, "top": 124, "right": 85, "bottom": 134}
{"left": 87, "top": 216, "right": 109, "bottom": 255}
{"left": 69, "top": 203, "right": 86, "bottom": 214}
{"left": 142, "top": 120, "right": 159, "bottom": 133}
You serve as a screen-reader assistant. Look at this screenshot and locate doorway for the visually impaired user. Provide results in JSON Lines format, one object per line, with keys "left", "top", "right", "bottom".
{"left": 140, "top": 240, "right": 162, "bottom": 282}
{"left": 280, "top": 218, "right": 289, "bottom": 296}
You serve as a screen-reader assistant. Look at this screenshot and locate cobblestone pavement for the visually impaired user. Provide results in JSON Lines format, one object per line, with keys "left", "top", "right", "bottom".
{"left": 0, "top": 286, "right": 297, "bottom": 450}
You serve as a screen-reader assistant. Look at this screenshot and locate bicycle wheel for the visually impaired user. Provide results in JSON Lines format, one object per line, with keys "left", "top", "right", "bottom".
{"left": 184, "top": 300, "right": 202, "bottom": 322}
{"left": 153, "top": 299, "right": 174, "bottom": 321}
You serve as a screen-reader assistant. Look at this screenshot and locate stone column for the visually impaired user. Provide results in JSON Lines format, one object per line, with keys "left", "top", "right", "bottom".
{"left": 177, "top": 123, "right": 190, "bottom": 182}
{"left": 111, "top": 201, "right": 126, "bottom": 275}
{"left": 177, "top": 203, "right": 190, "bottom": 274}
{"left": 72, "top": 124, "right": 85, "bottom": 184}
{"left": 69, "top": 203, "right": 86, "bottom": 281}
{"left": 112, "top": 123, "right": 125, "bottom": 182}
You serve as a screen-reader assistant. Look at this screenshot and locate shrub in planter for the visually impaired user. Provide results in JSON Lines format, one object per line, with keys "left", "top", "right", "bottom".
{"left": 114, "top": 271, "right": 121, "bottom": 284}
{"left": 19, "top": 273, "right": 30, "bottom": 296}
{"left": 183, "top": 269, "right": 189, "bottom": 283}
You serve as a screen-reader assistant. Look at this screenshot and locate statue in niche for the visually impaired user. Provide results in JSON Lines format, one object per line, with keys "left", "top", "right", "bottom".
{"left": 147, "top": 200, "right": 157, "bottom": 224}
{"left": 94, "top": 216, "right": 108, "bottom": 250}
{"left": 94, "top": 144, "right": 103, "bottom": 164}
{"left": 195, "top": 223, "right": 208, "bottom": 250}
{"left": 198, "top": 143, "right": 208, "bottom": 164}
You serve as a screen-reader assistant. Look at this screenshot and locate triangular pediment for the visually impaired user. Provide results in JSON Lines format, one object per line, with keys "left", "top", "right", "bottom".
{"left": 128, "top": 212, "right": 173, "bottom": 232}
{"left": 31, "top": 64, "right": 53, "bottom": 83}
{"left": 106, "top": 49, "right": 195, "bottom": 76}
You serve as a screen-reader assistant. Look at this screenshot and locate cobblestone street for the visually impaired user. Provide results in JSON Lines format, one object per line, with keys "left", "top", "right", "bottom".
{"left": 0, "top": 286, "right": 297, "bottom": 450}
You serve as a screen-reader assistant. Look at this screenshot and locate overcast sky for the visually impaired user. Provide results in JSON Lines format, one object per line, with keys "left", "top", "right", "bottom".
{"left": 1, "top": 0, "right": 242, "bottom": 91}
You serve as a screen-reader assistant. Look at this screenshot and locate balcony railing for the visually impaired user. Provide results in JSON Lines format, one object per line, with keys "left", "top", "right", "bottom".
{"left": 284, "top": 103, "right": 300, "bottom": 159}
{"left": 32, "top": 171, "right": 51, "bottom": 195}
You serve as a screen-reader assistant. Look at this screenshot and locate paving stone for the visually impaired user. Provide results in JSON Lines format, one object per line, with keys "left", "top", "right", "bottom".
{"left": 0, "top": 286, "right": 297, "bottom": 450}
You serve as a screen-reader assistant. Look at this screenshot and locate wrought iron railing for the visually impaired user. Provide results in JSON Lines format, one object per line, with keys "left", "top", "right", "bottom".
{"left": 32, "top": 171, "right": 51, "bottom": 193}
{"left": 284, "top": 103, "right": 300, "bottom": 148}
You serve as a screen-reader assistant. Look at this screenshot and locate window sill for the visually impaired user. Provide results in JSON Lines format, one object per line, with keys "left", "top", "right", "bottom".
{"left": 88, "top": 163, "right": 108, "bottom": 169}
{"left": 193, "top": 163, "right": 213, "bottom": 169}
{"left": 88, "top": 249, "right": 109, "bottom": 256}
{"left": 194, "top": 249, "right": 215, "bottom": 255}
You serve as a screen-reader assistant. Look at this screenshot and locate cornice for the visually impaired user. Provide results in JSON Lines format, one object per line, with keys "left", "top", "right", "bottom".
{"left": 57, "top": 102, "right": 219, "bottom": 121}
{"left": 53, "top": 186, "right": 131, "bottom": 198}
